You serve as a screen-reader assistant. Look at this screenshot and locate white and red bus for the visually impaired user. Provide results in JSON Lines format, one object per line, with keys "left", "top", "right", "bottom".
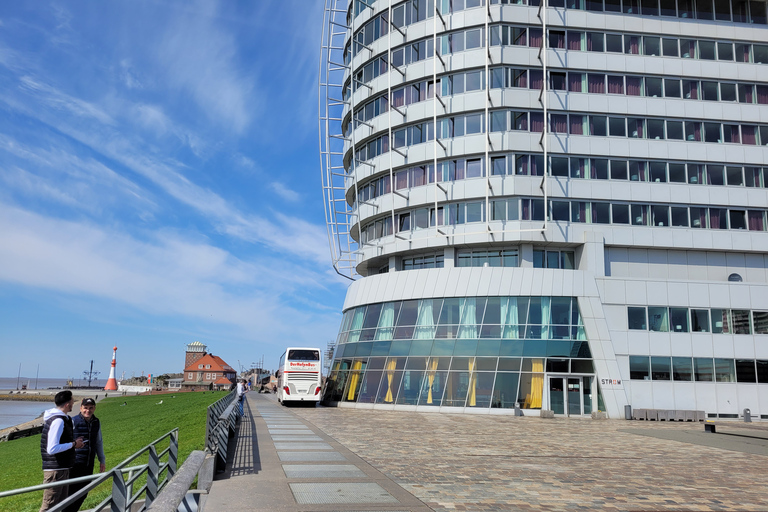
{"left": 277, "top": 347, "right": 322, "bottom": 405}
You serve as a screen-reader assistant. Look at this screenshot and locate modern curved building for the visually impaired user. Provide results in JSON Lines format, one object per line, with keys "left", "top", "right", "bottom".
{"left": 319, "top": 0, "right": 768, "bottom": 418}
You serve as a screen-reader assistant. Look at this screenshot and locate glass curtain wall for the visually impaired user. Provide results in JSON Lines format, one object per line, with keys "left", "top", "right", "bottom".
{"left": 323, "top": 296, "right": 593, "bottom": 410}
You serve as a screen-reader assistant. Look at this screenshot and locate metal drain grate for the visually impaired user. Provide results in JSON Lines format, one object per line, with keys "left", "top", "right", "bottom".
{"left": 283, "top": 464, "right": 366, "bottom": 479}
{"left": 278, "top": 451, "right": 346, "bottom": 462}
{"left": 289, "top": 483, "right": 399, "bottom": 505}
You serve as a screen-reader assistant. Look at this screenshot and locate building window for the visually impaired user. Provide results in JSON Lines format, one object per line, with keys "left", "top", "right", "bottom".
{"left": 629, "top": 356, "right": 650, "bottom": 380}
{"left": 188, "top": 373, "right": 193, "bottom": 380}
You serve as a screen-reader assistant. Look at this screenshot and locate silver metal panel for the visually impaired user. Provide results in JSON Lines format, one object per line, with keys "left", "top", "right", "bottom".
{"left": 273, "top": 442, "right": 333, "bottom": 450}
{"left": 282, "top": 464, "right": 366, "bottom": 478}
{"left": 278, "top": 451, "right": 346, "bottom": 462}
{"left": 289, "top": 483, "right": 399, "bottom": 505}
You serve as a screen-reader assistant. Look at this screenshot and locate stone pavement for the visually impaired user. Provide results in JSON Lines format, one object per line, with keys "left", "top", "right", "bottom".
{"left": 203, "top": 393, "right": 768, "bottom": 511}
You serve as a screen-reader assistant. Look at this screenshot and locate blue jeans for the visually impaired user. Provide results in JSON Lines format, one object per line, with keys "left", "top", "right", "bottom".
{"left": 238, "top": 395, "right": 244, "bottom": 416}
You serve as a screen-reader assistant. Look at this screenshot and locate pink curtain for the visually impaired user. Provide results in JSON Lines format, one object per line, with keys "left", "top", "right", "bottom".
{"left": 514, "top": 69, "right": 528, "bottom": 88}
{"left": 577, "top": 202, "right": 586, "bottom": 223}
{"left": 626, "top": 77, "right": 641, "bottom": 96}
{"left": 530, "top": 113, "right": 545, "bottom": 133}
{"left": 550, "top": 32, "right": 565, "bottom": 49}
{"left": 568, "top": 32, "right": 582, "bottom": 50}
{"left": 382, "top": 175, "right": 391, "bottom": 193}
{"left": 529, "top": 29, "right": 543, "bottom": 48}
{"left": 455, "top": 160, "right": 465, "bottom": 180}
{"left": 529, "top": 70, "right": 543, "bottom": 90}
{"left": 551, "top": 114, "right": 567, "bottom": 133}
{"left": 726, "top": 125, "right": 741, "bottom": 143}
{"left": 758, "top": 85, "right": 768, "bottom": 105}
{"left": 710, "top": 209, "right": 723, "bottom": 229}
{"left": 588, "top": 74, "right": 605, "bottom": 93}
{"left": 608, "top": 75, "right": 624, "bottom": 94}
{"left": 570, "top": 115, "right": 584, "bottom": 135}
{"left": 685, "top": 81, "right": 699, "bottom": 99}
{"left": 749, "top": 211, "right": 765, "bottom": 231}
{"left": 412, "top": 166, "right": 426, "bottom": 187}
{"left": 569, "top": 73, "right": 583, "bottom": 92}
{"left": 627, "top": 36, "right": 639, "bottom": 54}
{"left": 742, "top": 125, "right": 757, "bottom": 145}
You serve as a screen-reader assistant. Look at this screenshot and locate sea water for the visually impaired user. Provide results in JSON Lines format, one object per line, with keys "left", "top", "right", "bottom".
{"left": 0, "top": 377, "right": 71, "bottom": 430}
{"left": 0, "top": 401, "right": 50, "bottom": 430}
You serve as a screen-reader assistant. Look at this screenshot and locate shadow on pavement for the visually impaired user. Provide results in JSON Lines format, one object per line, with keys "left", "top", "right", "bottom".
{"left": 215, "top": 398, "right": 261, "bottom": 480}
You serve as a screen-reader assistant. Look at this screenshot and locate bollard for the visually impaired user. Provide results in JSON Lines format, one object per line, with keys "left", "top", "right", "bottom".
{"left": 514, "top": 402, "right": 523, "bottom": 416}
{"left": 743, "top": 408, "right": 752, "bottom": 423}
{"left": 624, "top": 405, "right": 632, "bottom": 420}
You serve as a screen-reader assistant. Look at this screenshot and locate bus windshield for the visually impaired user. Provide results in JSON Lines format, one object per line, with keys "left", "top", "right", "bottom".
{"left": 287, "top": 349, "right": 320, "bottom": 361}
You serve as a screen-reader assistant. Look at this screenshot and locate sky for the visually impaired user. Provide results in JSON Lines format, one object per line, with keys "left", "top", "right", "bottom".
{"left": 0, "top": 1, "right": 350, "bottom": 382}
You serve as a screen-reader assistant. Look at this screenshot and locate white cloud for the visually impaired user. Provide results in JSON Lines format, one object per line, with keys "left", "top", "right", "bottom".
{"left": 157, "top": 0, "right": 253, "bottom": 133}
{"left": 0, "top": 203, "right": 341, "bottom": 340}
{"left": 18, "top": 75, "right": 113, "bottom": 125}
{"left": 269, "top": 182, "right": 300, "bottom": 202}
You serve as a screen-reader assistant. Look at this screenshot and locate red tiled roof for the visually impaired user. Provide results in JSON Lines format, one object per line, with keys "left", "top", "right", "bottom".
{"left": 214, "top": 376, "right": 233, "bottom": 385}
{"left": 183, "top": 353, "right": 235, "bottom": 373}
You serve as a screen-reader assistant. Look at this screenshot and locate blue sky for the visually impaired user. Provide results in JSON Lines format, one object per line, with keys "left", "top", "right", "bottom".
{"left": 0, "top": 1, "right": 349, "bottom": 382}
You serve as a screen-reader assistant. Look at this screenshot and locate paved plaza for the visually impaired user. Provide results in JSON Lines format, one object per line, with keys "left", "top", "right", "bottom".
{"left": 203, "top": 393, "right": 768, "bottom": 511}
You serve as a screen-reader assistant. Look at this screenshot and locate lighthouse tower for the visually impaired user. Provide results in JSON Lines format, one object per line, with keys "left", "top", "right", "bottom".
{"left": 104, "top": 346, "right": 118, "bottom": 391}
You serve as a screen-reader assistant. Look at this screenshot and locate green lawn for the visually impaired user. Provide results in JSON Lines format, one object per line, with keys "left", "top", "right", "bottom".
{"left": 0, "top": 391, "right": 228, "bottom": 512}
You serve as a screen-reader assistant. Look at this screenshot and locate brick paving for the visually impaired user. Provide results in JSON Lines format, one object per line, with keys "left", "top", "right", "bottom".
{"left": 289, "top": 406, "right": 768, "bottom": 511}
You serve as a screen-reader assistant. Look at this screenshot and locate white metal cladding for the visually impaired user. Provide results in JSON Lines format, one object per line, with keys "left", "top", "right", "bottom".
{"left": 320, "top": 0, "right": 358, "bottom": 280}
{"left": 320, "top": 0, "right": 550, "bottom": 279}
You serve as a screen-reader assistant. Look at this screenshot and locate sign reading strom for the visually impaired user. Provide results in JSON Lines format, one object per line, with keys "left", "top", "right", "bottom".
{"left": 600, "top": 378, "right": 623, "bottom": 389}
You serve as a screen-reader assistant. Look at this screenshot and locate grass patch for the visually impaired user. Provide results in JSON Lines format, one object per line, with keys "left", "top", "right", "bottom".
{"left": 0, "top": 391, "right": 227, "bottom": 512}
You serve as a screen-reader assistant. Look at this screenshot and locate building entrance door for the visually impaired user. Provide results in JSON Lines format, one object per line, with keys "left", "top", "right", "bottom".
{"left": 548, "top": 376, "right": 593, "bottom": 416}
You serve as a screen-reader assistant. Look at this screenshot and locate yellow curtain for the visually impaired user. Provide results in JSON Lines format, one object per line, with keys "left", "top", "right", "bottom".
{"left": 427, "top": 358, "right": 438, "bottom": 404}
{"left": 384, "top": 358, "right": 397, "bottom": 403}
{"left": 467, "top": 358, "right": 476, "bottom": 406}
{"left": 530, "top": 358, "right": 544, "bottom": 408}
{"left": 346, "top": 361, "right": 362, "bottom": 401}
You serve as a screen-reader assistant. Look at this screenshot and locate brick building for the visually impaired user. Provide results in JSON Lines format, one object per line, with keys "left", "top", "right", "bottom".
{"left": 181, "top": 342, "right": 237, "bottom": 390}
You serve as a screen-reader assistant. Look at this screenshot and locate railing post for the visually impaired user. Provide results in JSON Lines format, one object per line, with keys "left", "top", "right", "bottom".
{"left": 110, "top": 469, "right": 129, "bottom": 512}
{"left": 145, "top": 445, "right": 160, "bottom": 507}
{"left": 169, "top": 430, "right": 179, "bottom": 477}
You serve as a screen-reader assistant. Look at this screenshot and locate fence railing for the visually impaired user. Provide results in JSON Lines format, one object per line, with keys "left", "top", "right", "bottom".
{"left": 0, "top": 429, "right": 179, "bottom": 512}
{"left": 204, "top": 389, "right": 241, "bottom": 472}
{"left": 0, "top": 391, "right": 242, "bottom": 512}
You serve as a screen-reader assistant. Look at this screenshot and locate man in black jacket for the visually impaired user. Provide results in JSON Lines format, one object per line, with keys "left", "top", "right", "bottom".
{"left": 64, "top": 397, "right": 106, "bottom": 512}
{"left": 40, "top": 390, "right": 84, "bottom": 511}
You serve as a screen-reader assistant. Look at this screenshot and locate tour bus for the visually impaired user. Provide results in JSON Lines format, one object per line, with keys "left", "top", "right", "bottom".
{"left": 276, "top": 347, "right": 322, "bottom": 405}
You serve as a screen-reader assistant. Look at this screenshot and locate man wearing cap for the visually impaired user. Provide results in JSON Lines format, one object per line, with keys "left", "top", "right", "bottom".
{"left": 40, "top": 390, "right": 84, "bottom": 511}
{"left": 63, "top": 397, "right": 106, "bottom": 512}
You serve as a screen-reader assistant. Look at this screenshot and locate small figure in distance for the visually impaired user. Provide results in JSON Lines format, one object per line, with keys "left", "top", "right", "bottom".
{"left": 236, "top": 379, "right": 247, "bottom": 416}
{"left": 120, "top": 402, "right": 126, "bottom": 406}
{"left": 40, "top": 390, "right": 84, "bottom": 511}
{"left": 64, "top": 398, "right": 106, "bottom": 512}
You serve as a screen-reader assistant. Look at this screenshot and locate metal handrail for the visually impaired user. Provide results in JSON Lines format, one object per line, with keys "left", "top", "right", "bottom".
{"left": 0, "top": 429, "right": 178, "bottom": 512}
{"left": 204, "top": 389, "right": 241, "bottom": 472}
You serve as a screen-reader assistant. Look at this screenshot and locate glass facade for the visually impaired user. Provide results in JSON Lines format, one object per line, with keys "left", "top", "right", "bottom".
{"left": 324, "top": 296, "right": 596, "bottom": 410}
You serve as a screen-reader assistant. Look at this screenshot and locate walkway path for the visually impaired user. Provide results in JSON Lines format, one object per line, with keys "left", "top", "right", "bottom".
{"left": 204, "top": 393, "right": 768, "bottom": 511}
{"left": 203, "top": 393, "right": 431, "bottom": 511}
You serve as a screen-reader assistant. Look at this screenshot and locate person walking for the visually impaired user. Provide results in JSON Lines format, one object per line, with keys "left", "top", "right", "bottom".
{"left": 40, "top": 390, "right": 84, "bottom": 512}
{"left": 64, "top": 397, "right": 106, "bottom": 512}
{"left": 236, "top": 378, "right": 247, "bottom": 416}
